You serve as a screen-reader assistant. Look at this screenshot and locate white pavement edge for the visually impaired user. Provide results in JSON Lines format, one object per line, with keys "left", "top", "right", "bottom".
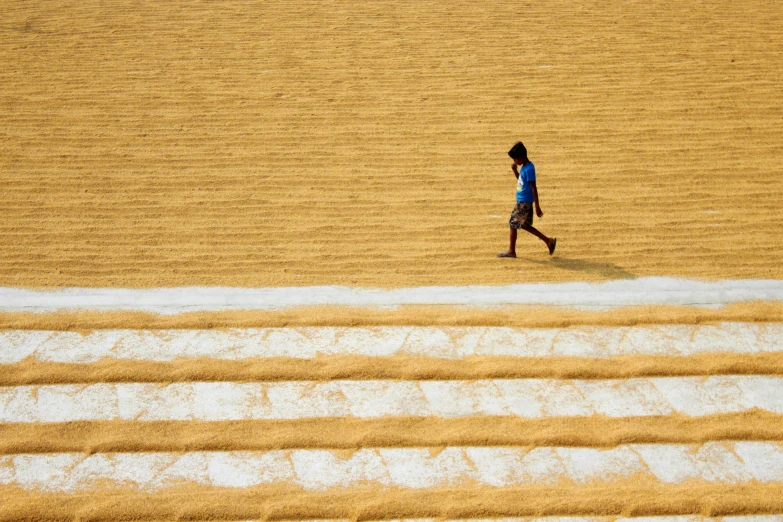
{"left": 2, "top": 323, "right": 782, "bottom": 363}
{"left": 2, "top": 443, "right": 782, "bottom": 492}
{"left": 2, "top": 278, "right": 783, "bottom": 313}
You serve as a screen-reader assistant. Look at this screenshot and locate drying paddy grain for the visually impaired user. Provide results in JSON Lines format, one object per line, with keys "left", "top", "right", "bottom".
{"left": 2, "top": 0, "right": 783, "bottom": 289}
{"left": 3, "top": 0, "right": 783, "bottom": 519}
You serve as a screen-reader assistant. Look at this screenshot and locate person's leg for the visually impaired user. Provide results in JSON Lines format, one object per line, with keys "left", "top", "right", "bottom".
{"left": 497, "top": 227, "right": 518, "bottom": 258}
{"left": 509, "top": 227, "right": 517, "bottom": 253}
{"left": 521, "top": 224, "right": 555, "bottom": 251}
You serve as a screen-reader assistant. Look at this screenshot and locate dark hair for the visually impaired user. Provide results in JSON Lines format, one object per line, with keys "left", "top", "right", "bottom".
{"left": 508, "top": 141, "right": 527, "bottom": 159}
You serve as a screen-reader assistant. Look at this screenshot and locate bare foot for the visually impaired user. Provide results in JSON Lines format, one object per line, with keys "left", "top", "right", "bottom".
{"left": 497, "top": 251, "right": 517, "bottom": 258}
{"left": 548, "top": 238, "right": 557, "bottom": 255}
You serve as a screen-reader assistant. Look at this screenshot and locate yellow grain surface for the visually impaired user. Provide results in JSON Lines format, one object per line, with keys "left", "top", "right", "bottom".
{"left": 3, "top": 483, "right": 783, "bottom": 520}
{"left": 3, "top": 411, "right": 782, "bottom": 453}
{"left": 2, "top": 0, "right": 782, "bottom": 288}
{"left": 5, "top": 352, "right": 783, "bottom": 385}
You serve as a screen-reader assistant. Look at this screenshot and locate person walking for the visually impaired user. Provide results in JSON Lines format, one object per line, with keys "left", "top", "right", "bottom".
{"left": 497, "top": 141, "right": 556, "bottom": 258}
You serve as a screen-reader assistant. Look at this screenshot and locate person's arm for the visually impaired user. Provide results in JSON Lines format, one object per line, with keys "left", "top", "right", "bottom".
{"left": 531, "top": 182, "right": 544, "bottom": 217}
{"left": 511, "top": 163, "right": 519, "bottom": 179}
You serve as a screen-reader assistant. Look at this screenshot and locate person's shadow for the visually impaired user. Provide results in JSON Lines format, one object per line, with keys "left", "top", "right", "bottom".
{"left": 529, "top": 257, "right": 635, "bottom": 280}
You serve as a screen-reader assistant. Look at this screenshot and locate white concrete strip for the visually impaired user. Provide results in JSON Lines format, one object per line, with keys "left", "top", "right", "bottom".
{"left": 2, "top": 323, "right": 781, "bottom": 364}
{"left": 1, "top": 442, "right": 781, "bottom": 492}
{"left": 2, "top": 377, "right": 781, "bottom": 422}
{"left": 2, "top": 278, "right": 783, "bottom": 313}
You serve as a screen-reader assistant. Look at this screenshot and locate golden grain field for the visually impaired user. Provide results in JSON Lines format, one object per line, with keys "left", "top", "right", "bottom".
{"left": 2, "top": 0, "right": 782, "bottom": 288}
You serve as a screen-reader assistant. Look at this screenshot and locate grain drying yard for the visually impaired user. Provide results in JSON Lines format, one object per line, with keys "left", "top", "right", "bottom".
{"left": 1, "top": 0, "right": 783, "bottom": 520}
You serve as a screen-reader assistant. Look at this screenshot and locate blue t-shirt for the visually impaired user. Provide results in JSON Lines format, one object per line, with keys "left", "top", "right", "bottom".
{"left": 515, "top": 162, "right": 536, "bottom": 203}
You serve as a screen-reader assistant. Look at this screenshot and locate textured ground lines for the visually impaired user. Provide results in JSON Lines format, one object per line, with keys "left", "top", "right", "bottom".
{"left": 2, "top": 0, "right": 783, "bottom": 288}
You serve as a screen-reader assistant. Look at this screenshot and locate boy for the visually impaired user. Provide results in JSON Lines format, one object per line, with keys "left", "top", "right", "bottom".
{"left": 497, "top": 141, "right": 556, "bottom": 257}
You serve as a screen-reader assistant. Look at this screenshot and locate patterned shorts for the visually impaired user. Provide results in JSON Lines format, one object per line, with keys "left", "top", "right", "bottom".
{"left": 508, "top": 202, "right": 533, "bottom": 229}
